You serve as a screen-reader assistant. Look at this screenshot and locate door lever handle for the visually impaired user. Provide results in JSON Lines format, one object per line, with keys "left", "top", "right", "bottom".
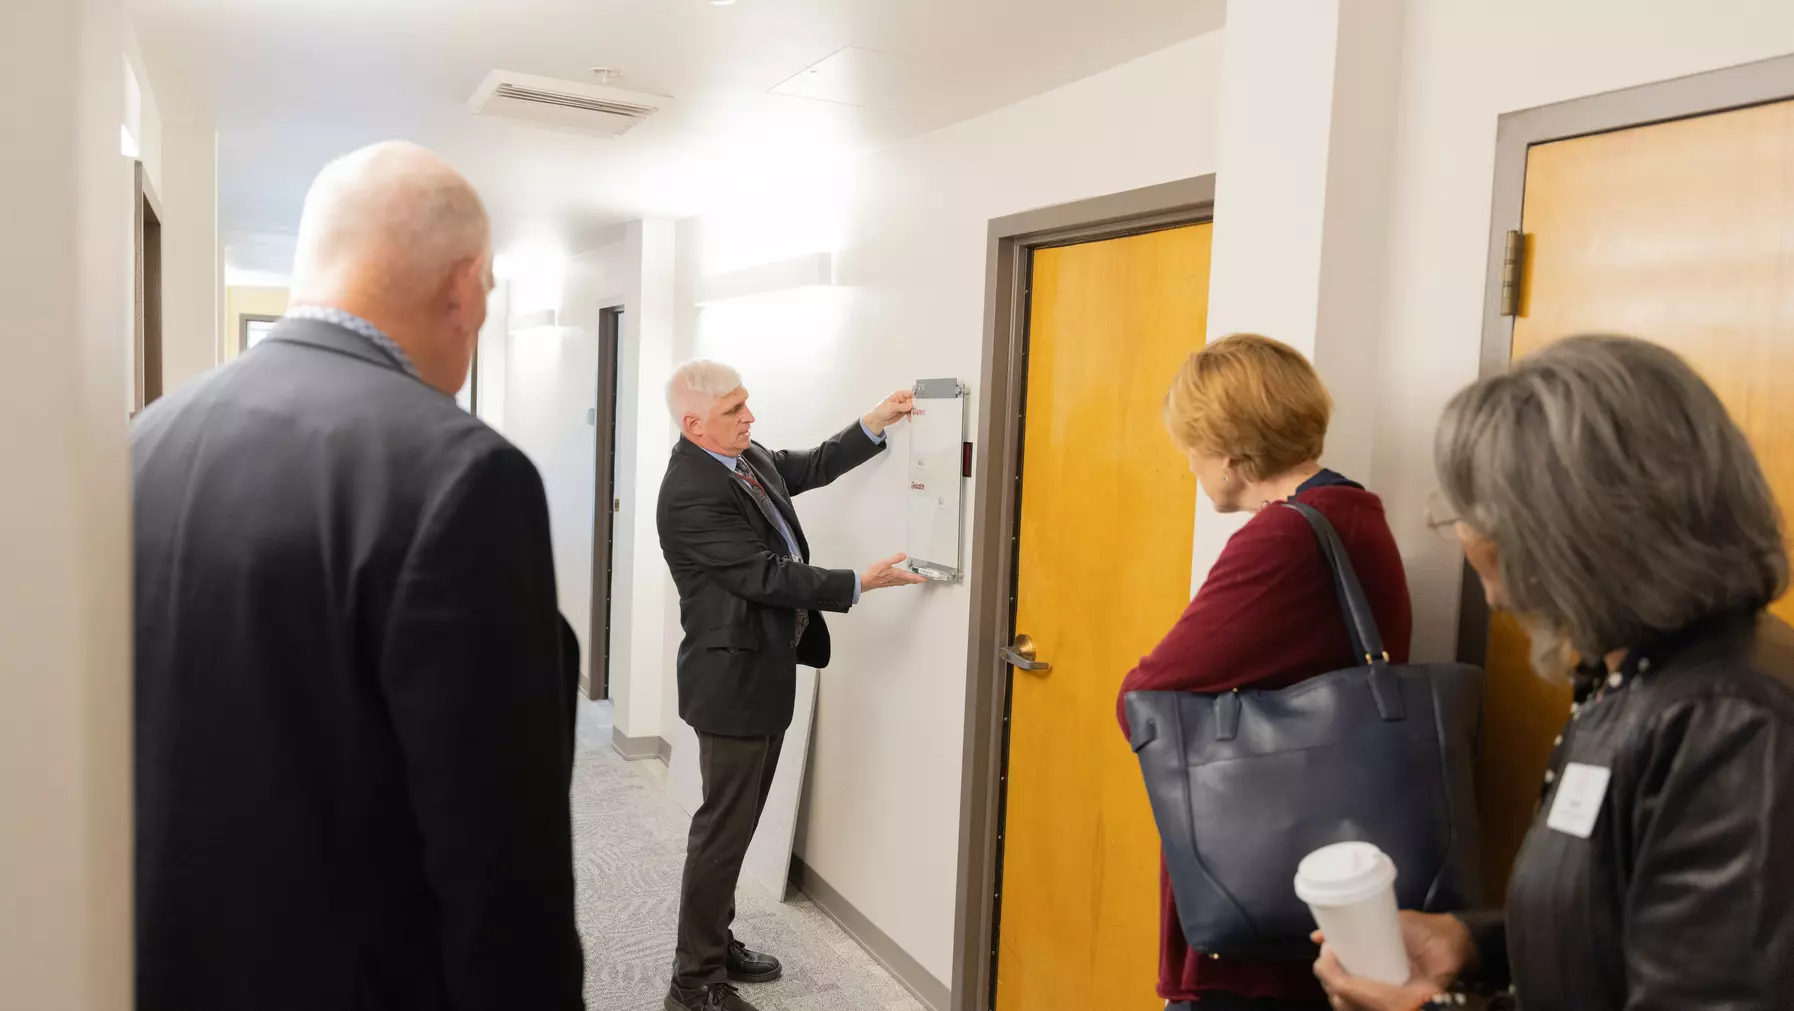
{"left": 999, "top": 634, "right": 1051, "bottom": 673}
{"left": 999, "top": 647, "right": 1050, "bottom": 671}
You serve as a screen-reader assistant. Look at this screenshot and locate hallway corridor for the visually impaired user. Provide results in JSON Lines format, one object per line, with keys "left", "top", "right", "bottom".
{"left": 572, "top": 700, "right": 927, "bottom": 1011}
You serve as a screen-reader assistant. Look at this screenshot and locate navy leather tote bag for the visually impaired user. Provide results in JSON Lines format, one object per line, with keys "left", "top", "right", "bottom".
{"left": 1123, "top": 502, "right": 1483, "bottom": 959}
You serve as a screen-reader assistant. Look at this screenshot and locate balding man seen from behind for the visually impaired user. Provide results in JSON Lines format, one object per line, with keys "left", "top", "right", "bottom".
{"left": 132, "top": 142, "right": 585, "bottom": 1011}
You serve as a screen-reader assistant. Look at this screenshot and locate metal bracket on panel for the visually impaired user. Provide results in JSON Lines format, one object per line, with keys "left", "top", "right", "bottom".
{"left": 914, "top": 377, "right": 966, "bottom": 400}
{"left": 906, "top": 559, "right": 962, "bottom": 584}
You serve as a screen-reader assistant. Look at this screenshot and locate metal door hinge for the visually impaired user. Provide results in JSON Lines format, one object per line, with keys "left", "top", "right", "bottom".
{"left": 1499, "top": 230, "right": 1526, "bottom": 317}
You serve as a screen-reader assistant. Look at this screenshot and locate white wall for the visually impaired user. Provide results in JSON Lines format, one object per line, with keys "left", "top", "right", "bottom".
{"left": 616, "top": 219, "right": 677, "bottom": 739}
{"left": 1194, "top": 0, "right": 1406, "bottom": 590}
{"left": 132, "top": 23, "right": 222, "bottom": 394}
{"left": 473, "top": 281, "right": 510, "bottom": 430}
{"left": 1, "top": 0, "right": 134, "bottom": 1004}
{"left": 1371, "top": 1, "right": 1794, "bottom": 661}
{"left": 123, "top": 31, "right": 163, "bottom": 195}
{"left": 502, "top": 240, "right": 624, "bottom": 680}
{"left": 676, "top": 32, "right": 1226, "bottom": 983}
{"left": 497, "top": 224, "right": 677, "bottom": 739}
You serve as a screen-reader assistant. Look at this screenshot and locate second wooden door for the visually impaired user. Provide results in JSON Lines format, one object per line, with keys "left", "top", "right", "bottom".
{"left": 1481, "top": 94, "right": 1794, "bottom": 897}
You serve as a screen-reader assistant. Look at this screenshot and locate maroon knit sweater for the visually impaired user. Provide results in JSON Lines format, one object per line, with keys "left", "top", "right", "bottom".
{"left": 1116, "top": 482, "right": 1413, "bottom": 1003}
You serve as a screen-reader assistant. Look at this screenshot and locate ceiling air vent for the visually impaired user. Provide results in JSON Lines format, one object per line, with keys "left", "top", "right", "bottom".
{"left": 468, "top": 70, "right": 666, "bottom": 138}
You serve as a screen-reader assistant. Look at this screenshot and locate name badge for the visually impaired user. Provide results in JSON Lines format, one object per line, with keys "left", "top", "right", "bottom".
{"left": 1546, "top": 763, "right": 1611, "bottom": 839}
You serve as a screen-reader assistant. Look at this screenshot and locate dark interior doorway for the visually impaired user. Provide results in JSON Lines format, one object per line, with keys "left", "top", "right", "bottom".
{"left": 586, "top": 306, "right": 624, "bottom": 700}
{"left": 133, "top": 161, "right": 163, "bottom": 413}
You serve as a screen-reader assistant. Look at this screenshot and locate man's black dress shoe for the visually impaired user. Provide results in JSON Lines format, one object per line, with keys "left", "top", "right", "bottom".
{"left": 726, "top": 940, "right": 782, "bottom": 983}
{"left": 665, "top": 981, "right": 760, "bottom": 1011}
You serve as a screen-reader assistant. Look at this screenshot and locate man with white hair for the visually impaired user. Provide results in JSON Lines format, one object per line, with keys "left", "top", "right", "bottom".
{"left": 131, "top": 142, "right": 584, "bottom": 1010}
{"left": 657, "top": 360, "right": 925, "bottom": 1011}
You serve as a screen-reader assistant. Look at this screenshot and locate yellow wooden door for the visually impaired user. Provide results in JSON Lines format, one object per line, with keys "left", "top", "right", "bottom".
{"left": 1482, "top": 96, "right": 1794, "bottom": 896}
{"left": 996, "top": 223, "right": 1213, "bottom": 1011}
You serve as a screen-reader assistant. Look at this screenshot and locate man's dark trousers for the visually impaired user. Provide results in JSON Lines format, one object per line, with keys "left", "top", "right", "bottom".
{"left": 672, "top": 731, "right": 786, "bottom": 988}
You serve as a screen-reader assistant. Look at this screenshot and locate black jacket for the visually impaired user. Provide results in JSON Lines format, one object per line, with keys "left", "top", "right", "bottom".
{"left": 1462, "top": 609, "right": 1794, "bottom": 1009}
{"left": 132, "top": 319, "right": 584, "bottom": 1011}
{"left": 657, "top": 423, "right": 885, "bottom": 736}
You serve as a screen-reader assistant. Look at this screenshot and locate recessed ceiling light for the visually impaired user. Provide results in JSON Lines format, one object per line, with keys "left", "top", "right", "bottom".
{"left": 709, "top": 0, "right": 738, "bottom": 6}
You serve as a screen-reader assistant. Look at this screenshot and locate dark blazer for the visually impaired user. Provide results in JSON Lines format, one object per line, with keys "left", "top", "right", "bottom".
{"left": 131, "top": 319, "right": 584, "bottom": 1011}
{"left": 657, "top": 423, "right": 885, "bottom": 736}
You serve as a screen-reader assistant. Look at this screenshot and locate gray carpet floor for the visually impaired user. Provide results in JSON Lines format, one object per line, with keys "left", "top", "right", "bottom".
{"left": 573, "top": 699, "right": 926, "bottom": 1011}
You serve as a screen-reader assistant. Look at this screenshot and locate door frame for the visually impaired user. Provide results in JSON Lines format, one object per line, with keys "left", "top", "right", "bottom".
{"left": 1458, "top": 51, "right": 1794, "bottom": 666}
{"left": 952, "top": 175, "right": 1216, "bottom": 1011}
{"left": 585, "top": 305, "right": 624, "bottom": 701}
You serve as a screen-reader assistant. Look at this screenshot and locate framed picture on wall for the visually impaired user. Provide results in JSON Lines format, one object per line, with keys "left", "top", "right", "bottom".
{"left": 239, "top": 314, "right": 282, "bottom": 352}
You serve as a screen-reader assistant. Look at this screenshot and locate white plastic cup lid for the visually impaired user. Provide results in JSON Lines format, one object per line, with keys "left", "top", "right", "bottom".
{"left": 1294, "top": 841, "right": 1398, "bottom": 907}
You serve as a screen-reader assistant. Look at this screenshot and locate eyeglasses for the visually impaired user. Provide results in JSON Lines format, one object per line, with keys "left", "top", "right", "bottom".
{"left": 1424, "top": 491, "right": 1461, "bottom": 540}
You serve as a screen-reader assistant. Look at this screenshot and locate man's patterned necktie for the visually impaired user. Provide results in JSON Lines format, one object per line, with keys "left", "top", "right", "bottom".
{"left": 733, "top": 463, "right": 809, "bottom": 648}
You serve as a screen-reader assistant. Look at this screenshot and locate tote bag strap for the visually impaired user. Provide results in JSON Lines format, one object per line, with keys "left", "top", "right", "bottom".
{"left": 1279, "top": 501, "right": 1404, "bottom": 719}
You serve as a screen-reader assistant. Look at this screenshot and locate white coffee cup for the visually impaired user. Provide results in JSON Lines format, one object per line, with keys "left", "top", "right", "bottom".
{"left": 1293, "top": 841, "right": 1409, "bottom": 985}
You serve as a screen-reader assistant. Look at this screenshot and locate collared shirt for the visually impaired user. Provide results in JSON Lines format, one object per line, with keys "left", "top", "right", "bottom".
{"left": 700, "top": 420, "right": 884, "bottom": 604}
{"left": 283, "top": 305, "right": 420, "bottom": 380}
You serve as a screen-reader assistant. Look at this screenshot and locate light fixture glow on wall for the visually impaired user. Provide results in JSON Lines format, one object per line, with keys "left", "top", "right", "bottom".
{"left": 494, "top": 238, "right": 568, "bottom": 317}
{"left": 709, "top": 0, "right": 738, "bottom": 6}
{"left": 695, "top": 252, "right": 834, "bottom": 306}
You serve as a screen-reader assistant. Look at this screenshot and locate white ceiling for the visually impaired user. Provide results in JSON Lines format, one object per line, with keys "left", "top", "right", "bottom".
{"left": 128, "top": 0, "right": 1226, "bottom": 278}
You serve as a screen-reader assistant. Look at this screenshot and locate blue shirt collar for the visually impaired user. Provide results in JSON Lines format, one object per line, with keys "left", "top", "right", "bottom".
{"left": 692, "top": 440, "right": 745, "bottom": 472}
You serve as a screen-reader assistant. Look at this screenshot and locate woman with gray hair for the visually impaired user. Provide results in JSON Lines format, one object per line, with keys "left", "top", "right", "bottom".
{"left": 1315, "top": 335, "right": 1794, "bottom": 1011}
